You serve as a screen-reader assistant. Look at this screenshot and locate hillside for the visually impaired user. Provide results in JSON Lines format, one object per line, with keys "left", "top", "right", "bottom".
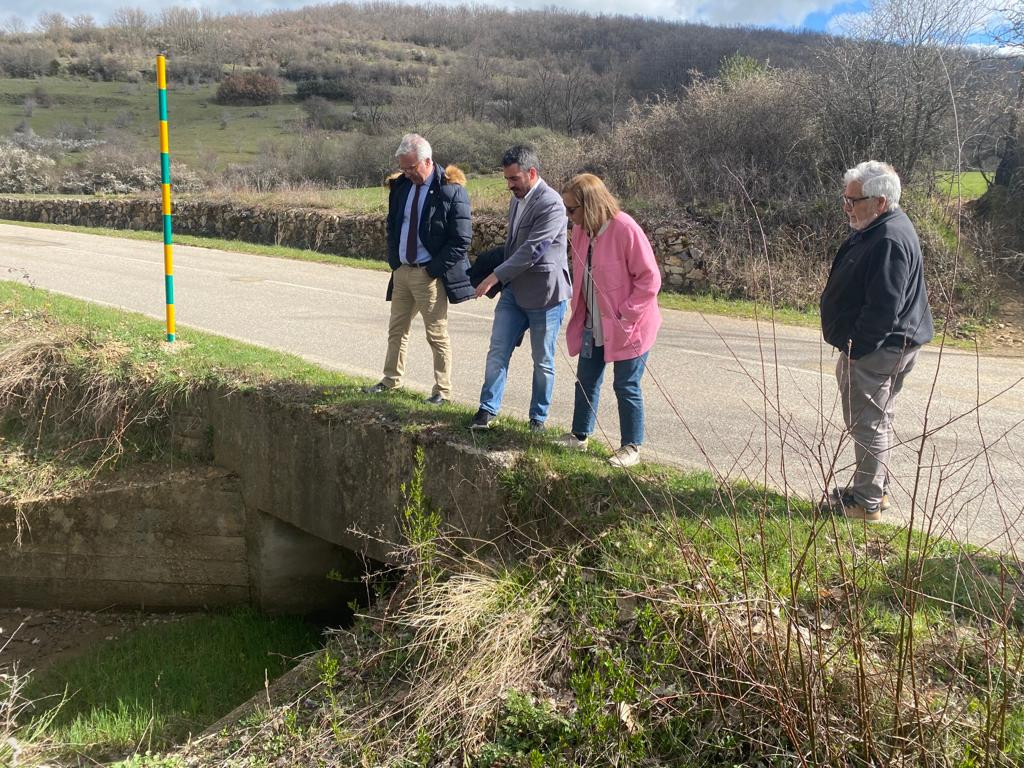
{"left": 0, "top": 0, "right": 1019, "bottom": 332}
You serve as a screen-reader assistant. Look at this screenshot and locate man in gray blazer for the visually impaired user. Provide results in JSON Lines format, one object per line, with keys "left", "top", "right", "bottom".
{"left": 471, "top": 146, "right": 571, "bottom": 431}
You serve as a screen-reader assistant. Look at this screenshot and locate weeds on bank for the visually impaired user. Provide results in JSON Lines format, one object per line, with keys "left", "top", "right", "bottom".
{"left": 221, "top": 431, "right": 1023, "bottom": 768}
{"left": 4, "top": 264, "right": 1024, "bottom": 765}
{"left": 20, "top": 610, "right": 320, "bottom": 763}
{"left": 2, "top": 645, "right": 61, "bottom": 768}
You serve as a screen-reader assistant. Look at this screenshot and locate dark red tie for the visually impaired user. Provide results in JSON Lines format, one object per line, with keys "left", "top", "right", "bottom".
{"left": 405, "top": 185, "right": 421, "bottom": 264}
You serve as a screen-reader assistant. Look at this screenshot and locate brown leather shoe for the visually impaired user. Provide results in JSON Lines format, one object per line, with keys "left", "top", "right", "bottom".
{"left": 832, "top": 492, "right": 882, "bottom": 522}
{"left": 833, "top": 487, "right": 890, "bottom": 512}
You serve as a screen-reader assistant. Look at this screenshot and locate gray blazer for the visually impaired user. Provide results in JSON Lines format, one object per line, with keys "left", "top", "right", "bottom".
{"left": 492, "top": 179, "right": 571, "bottom": 310}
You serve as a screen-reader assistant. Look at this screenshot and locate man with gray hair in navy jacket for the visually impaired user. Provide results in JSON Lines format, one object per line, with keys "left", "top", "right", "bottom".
{"left": 820, "top": 160, "right": 934, "bottom": 522}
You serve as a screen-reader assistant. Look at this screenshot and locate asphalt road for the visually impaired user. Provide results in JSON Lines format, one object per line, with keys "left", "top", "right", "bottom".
{"left": 2, "top": 223, "right": 1023, "bottom": 550}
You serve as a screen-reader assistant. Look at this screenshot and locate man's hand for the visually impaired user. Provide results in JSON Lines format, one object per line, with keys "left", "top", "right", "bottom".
{"left": 475, "top": 273, "right": 499, "bottom": 298}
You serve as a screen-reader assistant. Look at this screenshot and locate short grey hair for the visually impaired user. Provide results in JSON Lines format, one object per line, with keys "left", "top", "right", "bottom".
{"left": 843, "top": 161, "right": 901, "bottom": 209}
{"left": 395, "top": 133, "right": 431, "bottom": 161}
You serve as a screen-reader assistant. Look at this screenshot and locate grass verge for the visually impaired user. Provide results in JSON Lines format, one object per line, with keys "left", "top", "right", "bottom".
{"left": 23, "top": 609, "right": 319, "bottom": 762}
{"left": 175, "top": 455, "right": 1024, "bottom": 767}
{"left": 3, "top": 282, "right": 1023, "bottom": 767}
{"left": 937, "top": 170, "right": 990, "bottom": 201}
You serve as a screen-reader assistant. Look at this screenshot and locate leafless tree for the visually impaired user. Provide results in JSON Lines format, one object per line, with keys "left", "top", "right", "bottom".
{"left": 157, "top": 6, "right": 214, "bottom": 56}
{"left": 110, "top": 6, "right": 152, "bottom": 49}
{"left": 561, "top": 62, "right": 597, "bottom": 135}
{"left": 70, "top": 14, "right": 99, "bottom": 43}
{"left": 992, "top": 2, "right": 1024, "bottom": 191}
{"left": 811, "top": 0, "right": 989, "bottom": 182}
{"left": 35, "top": 12, "right": 69, "bottom": 42}
{"left": 2, "top": 15, "right": 26, "bottom": 38}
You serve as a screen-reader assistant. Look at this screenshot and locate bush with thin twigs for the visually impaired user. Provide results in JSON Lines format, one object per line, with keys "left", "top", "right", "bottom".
{"left": 0, "top": 144, "right": 57, "bottom": 194}
{"left": 214, "top": 71, "right": 282, "bottom": 106}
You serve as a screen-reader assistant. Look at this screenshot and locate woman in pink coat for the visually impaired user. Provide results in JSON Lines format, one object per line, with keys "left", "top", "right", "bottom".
{"left": 560, "top": 173, "right": 662, "bottom": 467}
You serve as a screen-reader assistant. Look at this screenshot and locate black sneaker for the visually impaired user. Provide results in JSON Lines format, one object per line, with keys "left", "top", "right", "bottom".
{"left": 362, "top": 382, "right": 389, "bottom": 394}
{"left": 529, "top": 419, "right": 544, "bottom": 433}
{"left": 470, "top": 409, "right": 495, "bottom": 430}
{"left": 425, "top": 393, "right": 446, "bottom": 405}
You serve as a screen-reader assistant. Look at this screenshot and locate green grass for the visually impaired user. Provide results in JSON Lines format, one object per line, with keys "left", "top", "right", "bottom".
{"left": 937, "top": 170, "right": 989, "bottom": 201}
{"left": 304, "top": 458, "right": 1024, "bottom": 767}
{"left": 4, "top": 281, "right": 1022, "bottom": 767}
{"left": 24, "top": 609, "right": 320, "bottom": 761}
{"left": 0, "top": 280, "right": 356, "bottom": 388}
{"left": 0, "top": 281, "right": 517, "bottom": 448}
{"left": 0, "top": 76, "right": 307, "bottom": 170}
{"left": 658, "top": 291, "right": 820, "bottom": 328}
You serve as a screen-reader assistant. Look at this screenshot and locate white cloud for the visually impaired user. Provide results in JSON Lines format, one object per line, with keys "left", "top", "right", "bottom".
{"left": 826, "top": 10, "right": 869, "bottom": 35}
{"left": 693, "top": 0, "right": 840, "bottom": 28}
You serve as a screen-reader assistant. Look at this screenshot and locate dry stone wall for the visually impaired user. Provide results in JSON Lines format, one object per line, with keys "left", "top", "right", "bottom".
{"left": 0, "top": 196, "right": 709, "bottom": 291}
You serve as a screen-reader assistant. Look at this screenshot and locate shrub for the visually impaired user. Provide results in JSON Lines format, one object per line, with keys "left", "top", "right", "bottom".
{"left": 591, "top": 67, "right": 823, "bottom": 206}
{"left": 301, "top": 96, "right": 351, "bottom": 131}
{"left": 166, "top": 58, "right": 223, "bottom": 84}
{"left": 0, "top": 144, "right": 57, "bottom": 193}
{"left": 0, "top": 44, "right": 57, "bottom": 78}
{"left": 30, "top": 85, "right": 53, "bottom": 108}
{"left": 296, "top": 78, "right": 355, "bottom": 101}
{"left": 57, "top": 145, "right": 204, "bottom": 194}
{"left": 214, "top": 72, "right": 281, "bottom": 106}
{"left": 64, "top": 53, "right": 134, "bottom": 82}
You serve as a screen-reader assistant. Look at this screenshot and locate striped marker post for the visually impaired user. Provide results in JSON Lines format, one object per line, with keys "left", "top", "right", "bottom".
{"left": 156, "top": 54, "right": 175, "bottom": 342}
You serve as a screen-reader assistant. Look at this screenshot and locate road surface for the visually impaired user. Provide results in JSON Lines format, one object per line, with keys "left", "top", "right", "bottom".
{"left": 2, "top": 223, "right": 1022, "bottom": 550}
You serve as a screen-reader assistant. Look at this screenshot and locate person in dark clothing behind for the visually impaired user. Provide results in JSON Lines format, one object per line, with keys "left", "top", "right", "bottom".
{"left": 820, "top": 160, "right": 934, "bottom": 522}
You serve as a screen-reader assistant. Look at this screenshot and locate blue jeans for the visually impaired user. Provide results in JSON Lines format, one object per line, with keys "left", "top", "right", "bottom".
{"left": 479, "top": 291, "right": 567, "bottom": 423}
{"left": 571, "top": 346, "right": 649, "bottom": 447}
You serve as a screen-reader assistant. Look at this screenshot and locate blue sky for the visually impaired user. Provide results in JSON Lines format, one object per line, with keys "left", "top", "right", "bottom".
{"left": 0, "top": 0, "right": 869, "bottom": 34}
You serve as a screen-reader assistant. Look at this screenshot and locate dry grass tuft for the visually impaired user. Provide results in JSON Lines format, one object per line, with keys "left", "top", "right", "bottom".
{"left": 348, "top": 568, "right": 561, "bottom": 765}
{"left": 1, "top": 631, "right": 60, "bottom": 768}
{"left": 0, "top": 327, "right": 186, "bottom": 509}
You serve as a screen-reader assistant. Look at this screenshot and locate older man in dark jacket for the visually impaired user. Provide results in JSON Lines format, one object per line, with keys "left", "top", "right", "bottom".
{"left": 820, "top": 160, "right": 934, "bottom": 521}
{"left": 364, "top": 133, "right": 473, "bottom": 405}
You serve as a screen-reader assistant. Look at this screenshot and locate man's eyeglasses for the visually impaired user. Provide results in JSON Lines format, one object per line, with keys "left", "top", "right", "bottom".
{"left": 400, "top": 164, "right": 420, "bottom": 174}
{"left": 565, "top": 204, "right": 580, "bottom": 215}
{"left": 841, "top": 195, "right": 873, "bottom": 207}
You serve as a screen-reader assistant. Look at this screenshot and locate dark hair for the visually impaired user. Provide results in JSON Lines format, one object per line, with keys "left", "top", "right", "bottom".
{"left": 501, "top": 145, "right": 540, "bottom": 173}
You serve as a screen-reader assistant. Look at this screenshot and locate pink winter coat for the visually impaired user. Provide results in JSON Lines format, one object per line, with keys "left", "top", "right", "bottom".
{"left": 566, "top": 211, "right": 662, "bottom": 362}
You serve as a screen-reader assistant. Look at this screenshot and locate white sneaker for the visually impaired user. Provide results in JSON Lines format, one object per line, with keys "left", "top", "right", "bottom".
{"left": 608, "top": 444, "right": 640, "bottom": 468}
{"left": 558, "top": 433, "right": 589, "bottom": 450}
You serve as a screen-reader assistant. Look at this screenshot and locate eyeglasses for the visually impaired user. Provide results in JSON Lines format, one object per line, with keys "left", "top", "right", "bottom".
{"left": 565, "top": 204, "right": 580, "bottom": 215}
{"left": 400, "top": 163, "right": 421, "bottom": 174}
{"left": 841, "top": 195, "right": 873, "bottom": 207}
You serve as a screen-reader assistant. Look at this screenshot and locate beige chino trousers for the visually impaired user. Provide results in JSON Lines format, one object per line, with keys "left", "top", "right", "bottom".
{"left": 381, "top": 264, "right": 451, "bottom": 398}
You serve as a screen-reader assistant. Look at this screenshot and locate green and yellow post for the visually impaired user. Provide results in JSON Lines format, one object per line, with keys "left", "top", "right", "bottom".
{"left": 156, "top": 54, "right": 175, "bottom": 342}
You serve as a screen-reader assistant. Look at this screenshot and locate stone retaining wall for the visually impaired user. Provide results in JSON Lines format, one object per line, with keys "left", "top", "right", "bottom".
{"left": 0, "top": 196, "right": 709, "bottom": 291}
